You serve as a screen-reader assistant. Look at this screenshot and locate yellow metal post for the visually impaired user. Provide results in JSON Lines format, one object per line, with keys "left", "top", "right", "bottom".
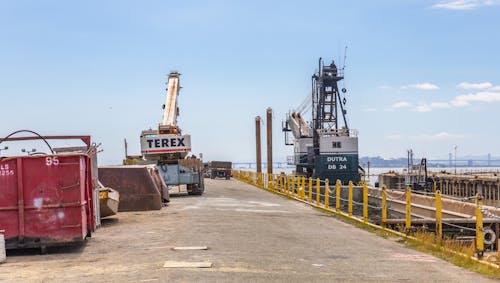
{"left": 348, "top": 181, "right": 353, "bottom": 217}
{"left": 433, "top": 181, "right": 437, "bottom": 193}
{"left": 324, "top": 179, "right": 329, "bottom": 208}
{"left": 308, "top": 177, "right": 313, "bottom": 202}
{"left": 363, "top": 183, "right": 368, "bottom": 223}
{"left": 301, "top": 176, "right": 306, "bottom": 199}
{"left": 476, "top": 194, "right": 484, "bottom": 258}
{"left": 316, "top": 178, "right": 320, "bottom": 205}
{"left": 435, "top": 190, "right": 442, "bottom": 247}
{"left": 281, "top": 175, "right": 285, "bottom": 192}
{"left": 406, "top": 187, "right": 411, "bottom": 231}
{"left": 382, "top": 186, "right": 387, "bottom": 229}
{"left": 284, "top": 175, "right": 288, "bottom": 193}
{"left": 291, "top": 176, "right": 295, "bottom": 195}
{"left": 336, "top": 180, "right": 341, "bottom": 212}
{"left": 285, "top": 175, "right": 288, "bottom": 193}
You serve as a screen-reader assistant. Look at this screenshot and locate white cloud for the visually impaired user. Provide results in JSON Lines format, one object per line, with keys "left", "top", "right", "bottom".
{"left": 457, "top": 81, "right": 493, "bottom": 89}
{"left": 415, "top": 104, "right": 433, "bottom": 113}
{"left": 412, "top": 132, "right": 466, "bottom": 141}
{"left": 402, "top": 83, "right": 440, "bottom": 91}
{"left": 430, "top": 102, "right": 451, "bottom": 109}
{"left": 432, "top": 0, "right": 500, "bottom": 10}
{"left": 451, "top": 91, "right": 500, "bottom": 107}
{"left": 414, "top": 102, "right": 450, "bottom": 112}
{"left": 386, "top": 82, "right": 500, "bottom": 112}
{"left": 391, "top": 101, "right": 412, "bottom": 109}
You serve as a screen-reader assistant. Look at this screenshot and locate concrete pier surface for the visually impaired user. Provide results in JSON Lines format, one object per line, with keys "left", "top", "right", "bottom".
{"left": 1, "top": 179, "right": 496, "bottom": 282}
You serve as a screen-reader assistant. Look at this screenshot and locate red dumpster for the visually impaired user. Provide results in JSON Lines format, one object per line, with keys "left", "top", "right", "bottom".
{"left": 0, "top": 154, "right": 95, "bottom": 249}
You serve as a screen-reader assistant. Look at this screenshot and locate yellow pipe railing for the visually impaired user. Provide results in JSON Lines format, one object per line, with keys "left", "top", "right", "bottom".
{"left": 231, "top": 169, "right": 496, "bottom": 267}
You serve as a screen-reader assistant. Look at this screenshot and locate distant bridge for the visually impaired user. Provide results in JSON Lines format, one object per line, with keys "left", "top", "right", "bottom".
{"left": 232, "top": 162, "right": 293, "bottom": 169}
{"left": 234, "top": 159, "right": 500, "bottom": 169}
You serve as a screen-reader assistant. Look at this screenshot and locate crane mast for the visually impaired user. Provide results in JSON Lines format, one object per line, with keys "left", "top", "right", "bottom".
{"left": 283, "top": 58, "right": 361, "bottom": 184}
{"left": 159, "top": 72, "right": 181, "bottom": 135}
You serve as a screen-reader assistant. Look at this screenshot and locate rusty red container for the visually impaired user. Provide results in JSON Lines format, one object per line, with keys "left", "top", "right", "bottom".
{"left": 0, "top": 154, "right": 95, "bottom": 249}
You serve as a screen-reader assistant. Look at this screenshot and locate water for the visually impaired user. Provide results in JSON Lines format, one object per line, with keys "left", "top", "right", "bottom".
{"left": 234, "top": 165, "right": 500, "bottom": 186}
{"left": 367, "top": 166, "right": 500, "bottom": 186}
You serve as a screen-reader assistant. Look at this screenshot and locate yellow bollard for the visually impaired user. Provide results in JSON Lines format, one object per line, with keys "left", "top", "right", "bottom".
{"left": 406, "top": 187, "right": 411, "bottom": 231}
{"left": 382, "top": 186, "right": 387, "bottom": 229}
{"left": 300, "top": 177, "right": 305, "bottom": 199}
{"left": 285, "top": 175, "right": 289, "bottom": 194}
{"left": 336, "top": 180, "right": 341, "bottom": 212}
{"left": 475, "top": 194, "right": 484, "bottom": 258}
{"left": 433, "top": 181, "right": 437, "bottom": 193}
{"left": 363, "top": 183, "right": 368, "bottom": 223}
{"left": 324, "top": 179, "right": 329, "bottom": 208}
{"left": 348, "top": 181, "right": 353, "bottom": 217}
{"left": 435, "top": 190, "right": 442, "bottom": 247}
{"left": 316, "top": 178, "right": 320, "bottom": 205}
{"left": 280, "top": 174, "right": 285, "bottom": 192}
{"left": 308, "top": 177, "right": 313, "bottom": 203}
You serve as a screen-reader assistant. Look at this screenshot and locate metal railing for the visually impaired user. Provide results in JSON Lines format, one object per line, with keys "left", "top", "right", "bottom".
{"left": 231, "top": 169, "right": 500, "bottom": 265}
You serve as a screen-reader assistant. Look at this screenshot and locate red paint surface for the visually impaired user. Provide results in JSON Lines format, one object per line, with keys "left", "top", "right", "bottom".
{"left": 0, "top": 154, "right": 94, "bottom": 248}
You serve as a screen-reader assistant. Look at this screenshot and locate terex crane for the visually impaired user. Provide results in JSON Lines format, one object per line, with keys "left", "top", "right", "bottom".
{"left": 140, "top": 71, "right": 204, "bottom": 195}
{"left": 283, "top": 58, "right": 361, "bottom": 184}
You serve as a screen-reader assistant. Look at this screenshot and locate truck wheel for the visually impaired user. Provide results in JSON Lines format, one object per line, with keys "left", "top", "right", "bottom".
{"left": 187, "top": 184, "right": 204, "bottom": 196}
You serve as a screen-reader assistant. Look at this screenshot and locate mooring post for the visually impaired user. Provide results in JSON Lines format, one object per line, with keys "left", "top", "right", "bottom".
{"left": 436, "top": 190, "right": 443, "bottom": 247}
{"left": 324, "top": 179, "right": 329, "bottom": 208}
{"left": 363, "top": 183, "right": 368, "bottom": 223}
{"left": 382, "top": 186, "right": 387, "bottom": 229}
{"left": 336, "top": 180, "right": 341, "bottom": 212}
{"left": 348, "top": 181, "right": 353, "bottom": 217}
{"left": 475, "top": 194, "right": 484, "bottom": 259}
{"left": 266, "top": 108, "right": 273, "bottom": 177}
{"left": 406, "top": 187, "right": 411, "bottom": 231}
{"left": 255, "top": 116, "right": 262, "bottom": 174}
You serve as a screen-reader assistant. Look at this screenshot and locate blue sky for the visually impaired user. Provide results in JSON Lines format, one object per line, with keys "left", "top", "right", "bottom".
{"left": 1, "top": 0, "right": 499, "bottom": 164}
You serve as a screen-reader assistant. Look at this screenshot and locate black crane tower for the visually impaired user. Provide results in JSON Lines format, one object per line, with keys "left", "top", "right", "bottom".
{"left": 312, "top": 58, "right": 349, "bottom": 154}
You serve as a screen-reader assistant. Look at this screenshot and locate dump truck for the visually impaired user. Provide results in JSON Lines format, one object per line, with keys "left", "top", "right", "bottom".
{"left": 208, "top": 161, "right": 232, "bottom": 180}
